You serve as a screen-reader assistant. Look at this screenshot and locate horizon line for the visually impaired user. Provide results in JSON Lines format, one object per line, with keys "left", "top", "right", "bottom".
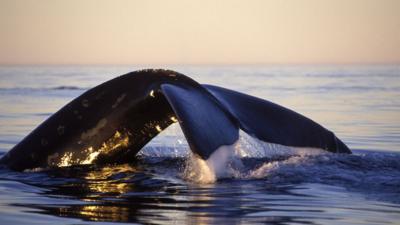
{"left": 1, "top": 62, "right": 399, "bottom": 67}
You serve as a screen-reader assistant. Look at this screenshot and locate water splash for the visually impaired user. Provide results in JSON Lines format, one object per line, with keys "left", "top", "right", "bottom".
{"left": 183, "top": 143, "right": 243, "bottom": 184}
{"left": 182, "top": 130, "right": 327, "bottom": 184}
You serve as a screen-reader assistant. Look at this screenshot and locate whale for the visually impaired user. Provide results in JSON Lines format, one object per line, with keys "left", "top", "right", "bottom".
{"left": 0, "top": 69, "right": 351, "bottom": 171}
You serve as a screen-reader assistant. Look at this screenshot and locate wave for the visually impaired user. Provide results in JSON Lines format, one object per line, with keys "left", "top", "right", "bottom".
{"left": 0, "top": 130, "right": 399, "bottom": 204}
{"left": 50, "top": 86, "right": 86, "bottom": 90}
{"left": 0, "top": 86, "right": 88, "bottom": 92}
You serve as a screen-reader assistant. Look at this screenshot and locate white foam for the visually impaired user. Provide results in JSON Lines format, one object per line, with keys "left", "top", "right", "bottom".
{"left": 236, "top": 130, "right": 326, "bottom": 158}
{"left": 183, "top": 130, "right": 328, "bottom": 184}
{"left": 184, "top": 140, "right": 244, "bottom": 184}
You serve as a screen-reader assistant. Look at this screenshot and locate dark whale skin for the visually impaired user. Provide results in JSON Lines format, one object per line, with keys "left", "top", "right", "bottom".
{"left": 0, "top": 69, "right": 350, "bottom": 171}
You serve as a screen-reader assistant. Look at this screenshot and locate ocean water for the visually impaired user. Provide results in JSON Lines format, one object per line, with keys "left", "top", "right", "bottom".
{"left": 0, "top": 65, "right": 399, "bottom": 225}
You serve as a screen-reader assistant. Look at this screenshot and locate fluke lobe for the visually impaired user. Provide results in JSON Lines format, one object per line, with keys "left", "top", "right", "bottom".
{"left": 0, "top": 69, "right": 351, "bottom": 171}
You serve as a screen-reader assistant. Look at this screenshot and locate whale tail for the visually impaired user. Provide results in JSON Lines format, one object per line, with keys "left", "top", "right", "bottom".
{"left": 0, "top": 69, "right": 350, "bottom": 171}
{"left": 203, "top": 85, "right": 351, "bottom": 154}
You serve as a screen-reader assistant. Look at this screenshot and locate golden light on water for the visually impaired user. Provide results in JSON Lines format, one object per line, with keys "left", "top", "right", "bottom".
{"left": 78, "top": 205, "right": 131, "bottom": 222}
{"left": 84, "top": 164, "right": 136, "bottom": 194}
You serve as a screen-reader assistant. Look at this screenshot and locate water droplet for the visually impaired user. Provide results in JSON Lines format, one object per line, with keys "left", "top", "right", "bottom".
{"left": 149, "top": 90, "right": 155, "bottom": 98}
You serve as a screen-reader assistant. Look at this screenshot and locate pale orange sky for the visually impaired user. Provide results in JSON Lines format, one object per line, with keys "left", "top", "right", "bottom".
{"left": 0, "top": 0, "right": 399, "bottom": 65}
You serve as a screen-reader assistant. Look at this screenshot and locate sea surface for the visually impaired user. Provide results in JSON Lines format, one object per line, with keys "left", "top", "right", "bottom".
{"left": 0, "top": 65, "right": 399, "bottom": 225}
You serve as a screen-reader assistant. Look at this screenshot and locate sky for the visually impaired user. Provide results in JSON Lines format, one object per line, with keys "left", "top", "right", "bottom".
{"left": 0, "top": 0, "right": 399, "bottom": 65}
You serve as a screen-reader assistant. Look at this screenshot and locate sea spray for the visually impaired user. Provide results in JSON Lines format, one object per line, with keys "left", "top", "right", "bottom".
{"left": 182, "top": 130, "right": 330, "bottom": 183}
{"left": 183, "top": 142, "right": 244, "bottom": 183}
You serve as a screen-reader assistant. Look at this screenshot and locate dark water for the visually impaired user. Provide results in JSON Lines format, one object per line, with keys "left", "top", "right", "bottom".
{"left": 0, "top": 65, "right": 399, "bottom": 224}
